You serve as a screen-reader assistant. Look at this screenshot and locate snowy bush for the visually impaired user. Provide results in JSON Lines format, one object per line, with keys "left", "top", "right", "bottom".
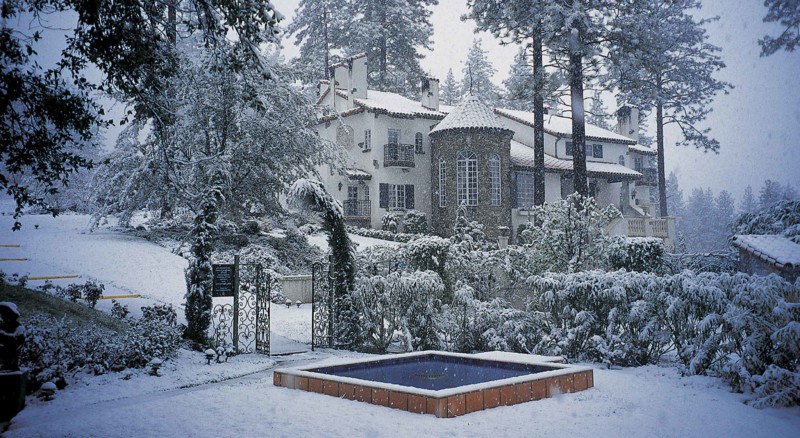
{"left": 608, "top": 237, "right": 665, "bottom": 273}
{"left": 123, "top": 304, "right": 183, "bottom": 368}
{"left": 732, "top": 199, "right": 800, "bottom": 243}
{"left": 347, "top": 226, "right": 421, "bottom": 243}
{"left": 406, "top": 236, "right": 452, "bottom": 302}
{"left": 110, "top": 300, "right": 130, "bottom": 319}
{"left": 517, "top": 194, "right": 621, "bottom": 273}
{"left": 403, "top": 210, "right": 428, "bottom": 234}
{"left": 39, "top": 281, "right": 105, "bottom": 308}
{"left": 662, "top": 251, "right": 737, "bottom": 274}
{"left": 381, "top": 212, "right": 399, "bottom": 233}
{"left": 452, "top": 205, "right": 490, "bottom": 250}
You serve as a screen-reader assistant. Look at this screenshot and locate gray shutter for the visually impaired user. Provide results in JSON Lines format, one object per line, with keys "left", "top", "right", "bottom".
{"left": 405, "top": 185, "right": 414, "bottom": 209}
{"left": 379, "top": 183, "right": 389, "bottom": 208}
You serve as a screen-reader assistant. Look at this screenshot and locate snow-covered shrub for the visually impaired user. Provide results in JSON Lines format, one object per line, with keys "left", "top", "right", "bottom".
{"left": 518, "top": 194, "right": 621, "bottom": 273}
{"left": 347, "top": 226, "right": 421, "bottom": 243}
{"left": 381, "top": 212, "right": 399, "bottom": 233}
{"left": 662, "top": 251, "right": 737, "bottom": 274}
{"left": 403, "top": 210, "right": 428, "bottom": 234}
{"left": 608, "top": 237, "right": 665, "bottom": 273}
{"left": 350, "top": 270, "right": 444, "bottom": 352}
{"left": 406, "top": 236, "right": 452, "bottom": 302}
{"left": 110, "top": 300, "right": 130, "bottom": 319}
{"left": 240, "top": 220, "right": 261, "bottom": 235}
{"left": 185, "top": 197, "right": 219, "bottom": 347}
{"left": 731, "top": 199, "right": 800, "bottom": 243}
{"left": 452, "top": 205, "right": 489, "bottom": 250}
{"left": 123, "top": 304, "right": 182, "bottom": 368}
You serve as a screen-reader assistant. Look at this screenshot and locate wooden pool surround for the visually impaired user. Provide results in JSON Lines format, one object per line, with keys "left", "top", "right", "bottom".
{"left": 273, "top": 353, "right": 594, "bottom": 418}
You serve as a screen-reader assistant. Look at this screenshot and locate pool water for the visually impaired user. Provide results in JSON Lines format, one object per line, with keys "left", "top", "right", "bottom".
{"left": 308, "top": 354, "right": 558, "bottom": 391}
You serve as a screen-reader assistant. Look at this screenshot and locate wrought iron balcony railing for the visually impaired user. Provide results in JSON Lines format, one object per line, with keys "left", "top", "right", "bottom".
{"left": 383, "top": 143, "right": 415, "bottom": 168}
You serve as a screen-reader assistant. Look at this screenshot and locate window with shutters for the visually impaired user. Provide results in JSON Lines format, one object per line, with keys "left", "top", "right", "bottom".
{"left": 379, "top": 183, "right": 414, "bottom": 210}
{"left": 457, "top": 151, "right": 478, "bottom": 206}
{"left": 488, "top": 153, "right": 501, "bottom": 206}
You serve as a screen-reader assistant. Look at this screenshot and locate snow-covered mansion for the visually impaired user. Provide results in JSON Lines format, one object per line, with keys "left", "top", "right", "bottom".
{"left": 315, "top": 54, "right": 675, "bottom": 248}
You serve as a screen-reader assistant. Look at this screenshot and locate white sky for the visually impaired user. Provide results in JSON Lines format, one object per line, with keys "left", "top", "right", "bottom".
{"left": 278, "top": 0, "right": 800, "bottom": 202}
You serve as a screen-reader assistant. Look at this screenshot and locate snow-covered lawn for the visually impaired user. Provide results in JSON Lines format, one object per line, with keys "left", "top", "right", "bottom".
{"left": 1, "top": 207, "right": 798, "bottom": 437}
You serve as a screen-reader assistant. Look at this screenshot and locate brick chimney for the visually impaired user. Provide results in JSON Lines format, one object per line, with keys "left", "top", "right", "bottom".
{"left": 421, "top": 76, "right": 440, "bottom": 111}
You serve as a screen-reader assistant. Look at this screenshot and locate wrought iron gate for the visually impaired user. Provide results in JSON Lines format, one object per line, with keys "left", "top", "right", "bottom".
{"left": 311, "top": 262, "right": 335, "bottom": 350}
{"left": 211, "top": 263, "right": 271, "bottom": 355}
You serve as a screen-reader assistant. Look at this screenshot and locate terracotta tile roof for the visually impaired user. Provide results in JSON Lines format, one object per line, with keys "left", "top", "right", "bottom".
{"left": 731, "top": 234, "right": 800, "bottom": 268}
{"left": 629, "top": 144, "right": 657, "bottom": 155}
{"left": 510, "top": 140, "right": 642, "bottom": 180}
{"left": 496, "top": 108, "right": 637, "bottom": 144}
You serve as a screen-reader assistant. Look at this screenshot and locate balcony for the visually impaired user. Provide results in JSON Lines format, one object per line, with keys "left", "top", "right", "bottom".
{"left": 343, "top": 199, "right": 371, "bottom": 219}
{"left": 607, "top": 216, "right": 676, "bottom": 250}
{"left": 383, "top": 143, "right": 415, "bottom": 168}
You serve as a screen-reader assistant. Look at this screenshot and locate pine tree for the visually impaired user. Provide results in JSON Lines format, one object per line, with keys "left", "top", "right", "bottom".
{"left": 344, "top": 0, "right": 437, "bottom": 95}
{"left": 759, "top": 0, "right": 800, "bottom": 56}
{"left": 502, "top": 47, "right": 535, "bottom": 111}
{"left": 740, "top": 185, "right": 758, "bottom": 215}
{"left": 714, "top": 190, "right": 736, "bottom": 247}
{"left": 665, "top": 172, "right": 685, "bottom": 219}
{"left": 460, "top": 39, "right": 502, "bottom": 104}
{"left": 759, "top": 179, "right": 785, "bottom": 209}
{"left": 441, "top": 68, "right": 461, "bottom": 106}
{"left": 682, "top": 187, "right": 717, "bottom": 252}
{"left": 609, "top": 0, "right": 731, "bottom": 217}
{"left": 286, "top": 0, "right": 348, "bottom": 82}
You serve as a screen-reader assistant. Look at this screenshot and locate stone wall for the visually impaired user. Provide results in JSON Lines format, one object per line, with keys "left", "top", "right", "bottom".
{"left": 430, "top": 129, "right": 513, "bottom": 239}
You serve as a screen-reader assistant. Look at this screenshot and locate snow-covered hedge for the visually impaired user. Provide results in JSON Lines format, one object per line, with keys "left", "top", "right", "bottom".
{"left": 21, "top": 304, "right": 183, "bottom": 390}
{"left": 526, "top": 270, "right": 800, "bottom": 407}
{"left": 347, "top": 226, "right": 422, "bottom": 243}
{"left": 608, "top": 237, "right": 665, "bottom": 272}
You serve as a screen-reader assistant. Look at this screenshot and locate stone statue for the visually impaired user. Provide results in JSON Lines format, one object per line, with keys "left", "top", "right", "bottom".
{"left": 0, "top": 302, "right": 25, "bottom": 372}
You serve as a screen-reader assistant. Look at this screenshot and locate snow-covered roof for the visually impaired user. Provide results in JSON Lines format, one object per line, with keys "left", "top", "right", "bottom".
{"left": 510, "top": 140, "right": 642, "bottom": 180}
{"left": 629, "top": 144, "right": 658, "bottom": 155}
{"left": 496, "top": 108, "right": 637, "bottom": 144}
{"left": 353, "top": 90, "right": 450, "bottom": 119}
{"left": 345, "top": 168, "right": 371, "bottom": 180}
{"left": 430, "top": 95, "right": 512, "bottom": 135}
{"left": 731, "top": 234, "right": 800, "bottom": 268}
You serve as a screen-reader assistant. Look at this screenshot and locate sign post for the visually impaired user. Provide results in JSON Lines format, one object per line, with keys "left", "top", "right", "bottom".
{"left": 232, "top": 255, "right": 240, "bottom": 352}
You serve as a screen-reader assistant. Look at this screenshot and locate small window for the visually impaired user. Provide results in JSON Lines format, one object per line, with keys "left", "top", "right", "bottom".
{"left": 585, "top": 144, "right": 593, "bottom": 157}
{"left": 634, "top": 157, "right": 643, "bottom": 172}
{"left": 364, "top": 129, "right": 371, "bottom": 150}
{"left": 515, "top": 171, "right": 534, "bottom": 209}
{"left": 415, "top": 132, "right": 424, "bottom": 154}
{"left": 618, "top": 155, "right": 626, "bottom": 166}
{"left": 565, "top": 141, "right": 573, "bottom": 156}
{"left": 593, "top": 144, "right": 603, "bottom": 158}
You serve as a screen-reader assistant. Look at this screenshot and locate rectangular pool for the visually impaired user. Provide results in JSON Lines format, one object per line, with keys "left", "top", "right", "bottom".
{"left": 274, "top": 351, "right": 593, "bottom": 418}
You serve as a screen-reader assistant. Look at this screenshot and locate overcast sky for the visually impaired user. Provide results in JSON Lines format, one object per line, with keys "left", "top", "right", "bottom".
{"left": 279, "top": 0, "right": 800, "bottom": 202}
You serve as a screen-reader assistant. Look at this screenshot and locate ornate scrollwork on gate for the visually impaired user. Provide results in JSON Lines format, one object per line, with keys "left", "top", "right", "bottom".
{"left": 210, "top": 262, "right": 270, "bottom": 355}
{"left": 311, "top": 262, "right": 335, "bottom": 350}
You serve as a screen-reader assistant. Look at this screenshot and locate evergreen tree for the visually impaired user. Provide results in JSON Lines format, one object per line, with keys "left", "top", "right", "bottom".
{"left": 460, "top": 39, "right": 502, "bottom": 104}
{"left": 609, "top": 0, "right": 731, "bottom": 217}
{"left": 759, "top": 0, "right": 800, "bottom": 56}
{"left": 759, "top": 179, "right": 785, "bottom": 209}
{"left": 286, "top": 0, "right": 348, "bottom": 82}
{"left": 665, "top": 171, "right": 685, "bottom": 219}
{"left": 345, "top": 0, "right": 437, "bottom": 95}
{"left": 441, "top": 68, "right": 460, "bottom": 106}
{"left": 184, "top": 184, "right": 223, "bottom": 347}
{"left": 740, "top": 185, "right": 758, "bottom": 215}
{"left": 682, "top": 187, "right": 717, "bottom": 252}
{"left": 714, "top": 190, "right": 736, "bottom": 246}
{"left": 502, "top": 47, "right": 535, "bottom": 111}
{"left": 783, "top": 183, "right": 798, "bottom": 201}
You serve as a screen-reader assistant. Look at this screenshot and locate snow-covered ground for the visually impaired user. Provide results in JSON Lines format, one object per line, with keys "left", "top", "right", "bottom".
{"left": 1, "top": 206, "right": 799, "bottom": 437}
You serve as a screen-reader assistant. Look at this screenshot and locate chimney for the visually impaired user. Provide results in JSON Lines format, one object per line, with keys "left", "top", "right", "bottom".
{"left": 421, "top": 76, "right": 440, "bottom": 111}
{"left": 348, "top": 53, "right": 368, "bottom": 99}
{"left": 616, "top": 105, "right": 640, "bottom": 142}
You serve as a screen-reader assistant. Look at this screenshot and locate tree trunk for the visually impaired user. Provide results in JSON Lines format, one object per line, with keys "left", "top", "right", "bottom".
{"left": 533, "top": 32, "right": 546, "bottom": 207}
{"left": 568, "top": 28, "right": 588, "bottom": 200}
{"left": 167, "top": 1, "right": 176, "bottom": 45}
{"left": 323, "top": 8, "right": 330, "bottom": 79}
{"left": 657, "top": 100, "right": 667, "bottom": 217}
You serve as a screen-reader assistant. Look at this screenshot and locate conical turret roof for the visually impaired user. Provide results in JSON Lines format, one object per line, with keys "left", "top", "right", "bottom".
{"left": 429, "top": 95, "right": 511, "bottom": 135}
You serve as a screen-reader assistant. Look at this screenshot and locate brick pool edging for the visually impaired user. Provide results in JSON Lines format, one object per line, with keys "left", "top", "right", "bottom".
{"left": 273, "top": 351, "right": 594, "bottom": 418}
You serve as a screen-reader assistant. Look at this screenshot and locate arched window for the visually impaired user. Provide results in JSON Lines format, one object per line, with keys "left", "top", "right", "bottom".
{"left": 618, "top": 155, "right": 626, "bottom": 166}
{"left": 457, "top": 151, "right": 478, "bottom": 206}
{"left": 415, "top": 132, "right": 424, "bottom": 154}
{"left": 488, "top": 153, "right": 501, "bottom": 206}
{"left": 438, "top": 157, "right": 446, "bottom": 207}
